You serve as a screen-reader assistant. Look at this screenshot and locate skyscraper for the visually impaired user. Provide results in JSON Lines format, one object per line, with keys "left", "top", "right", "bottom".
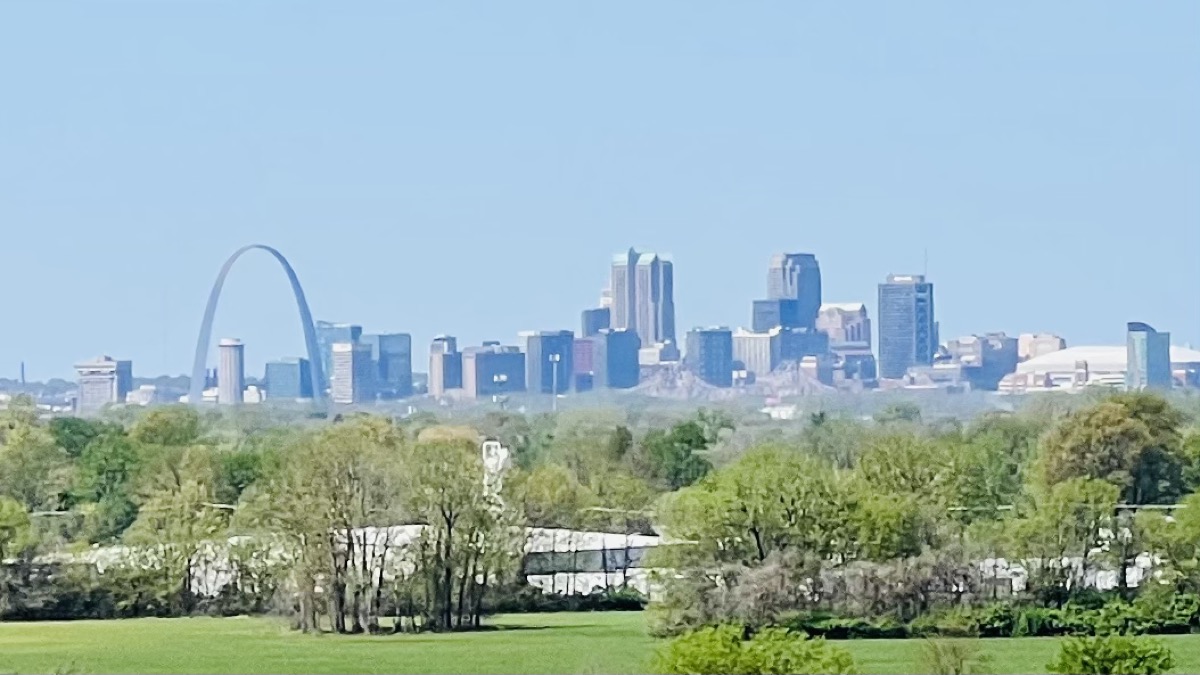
{"left": 521, "top": 330, "right": 574, "bottom": 395}
{"left": 877, "top": 274, "right": 937, "bottom": 379}
{"left": 581, "top": 307, "right": 611, "bottom": 338}
{"left": 817, "top": 303, "right": 873, "bottom": 347}
{"left": 751, "top": 299, "right": 802, "bottom": 333}
{"left": 1126, "top": 322, "right": 1172, "bottom": 391}
{"left": 217, "top": 338, "right": 245, "bottom": 405}
{"left": 315, "top": 321, "right": 362, "bottom": 391}
{"left": 610, "top": 248, "right": 676, "bottom": 348}
{"left": 330, "top": 341, "right": 375, "bottom": 404}
{"left": 428, "top": 335, "right": 463, "bottom": 397}
{"left": 462, "top": 344, "right": 526, "bottom": 398}
{"left": 685, "top": 327, "right": 734, "bottom": 388}
{"left": 766, "top": 253, "right": 822, "bottom": 329}
{"left": 362, "top": 332, "right": 413, "bottom": 399}
{"left": 733, "top": 327, "right": 782, "bottom": 377}
{"left": 593, "top": 328, "right": 641, "bottom": 389}
{"left": 265, "top": 357, "right": 313, "bottom": 400}
{"left": 75, "top": 356, "right": 133, "bottom": 415}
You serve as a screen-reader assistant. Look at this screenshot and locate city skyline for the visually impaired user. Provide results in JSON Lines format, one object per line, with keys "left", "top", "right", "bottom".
{"left": 22, "top": 240, "right": 1200, "bottom": 385}
{"left": 2, "top": 3, "right": 1197, "bottom": 380}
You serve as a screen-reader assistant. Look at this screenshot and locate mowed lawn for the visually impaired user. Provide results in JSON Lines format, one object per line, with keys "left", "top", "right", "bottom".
{"left": 6, "top": 612, "right": 1200, "bottom": 674}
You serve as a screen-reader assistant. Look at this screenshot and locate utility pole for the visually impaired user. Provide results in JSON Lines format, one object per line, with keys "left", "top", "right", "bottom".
{"left": 549, "top": 353, "right": 561, "bottom": 412}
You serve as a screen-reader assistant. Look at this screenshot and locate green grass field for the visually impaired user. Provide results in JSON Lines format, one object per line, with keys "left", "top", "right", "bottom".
{"left": 4, "top": 612, "right": 1200, "bottom": 674}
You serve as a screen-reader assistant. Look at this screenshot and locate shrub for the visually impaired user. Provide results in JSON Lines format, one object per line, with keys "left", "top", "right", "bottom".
{"left": 488, "top": 583, "right": 647, "bottom": 614}
{"left": 784, "top": 613, "right": 908, "bottom": 639}
{"left": 654, "top": 624, "right": 856, "bottom": 675}
{"left": 919, "top": 639, "right": 991, "bottom": 675}
{"left": 1047, "top": 635, "right": 1176, "bottom": 675}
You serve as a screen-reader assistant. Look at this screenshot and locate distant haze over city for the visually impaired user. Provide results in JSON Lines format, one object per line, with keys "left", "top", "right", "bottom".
{"left": 0, "top": 3, "right": 1196, "bottom": 380}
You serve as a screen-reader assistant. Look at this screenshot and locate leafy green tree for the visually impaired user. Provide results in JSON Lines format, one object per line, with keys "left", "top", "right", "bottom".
{"left": 1041, "top": 398, "right": 1161, "bottom": 499}
{"left": 48, "top": 417, "right": 121, "bottom": 459}
{"left": 0, "top": 496, "right": 31, "bottom": 559}
{"left": 803, "top": 415, "right": 869, "bottom": 469}
{"left": 659, "top": 447, "right": 850, "bottom": 565}
{"left": 405, "top": 438, "right": 521, "bottom": 631}
{"left": 510, "top": 464, "right": 598, "bottom": 528}
{"left": 848, "top": 491, "right": 928, "bottom": 561}
{"left": 125, "top": 476, "right": 229, "bottom": 613}
{"left": 1008, "top": 478, "right": 1120, "bottom": 595}
{"left": 639, "top": 420, "right": 714, "bottom": 490}
{"left": 874, "top": 401, "right": 922, "bottom": 425}
{"left": 130, "top": 406, "right": 203, "bottom": 447}
{"left": 0, "top": 413, "right": 71, "bottom": 511}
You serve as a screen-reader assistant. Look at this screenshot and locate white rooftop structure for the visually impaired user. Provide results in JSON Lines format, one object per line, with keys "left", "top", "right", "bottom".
{"left": 1001, "top": 345, "right": 1200, "bottom": 393}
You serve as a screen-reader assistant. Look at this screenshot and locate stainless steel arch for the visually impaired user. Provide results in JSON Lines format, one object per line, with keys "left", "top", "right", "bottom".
{"left": 189, "top": 245, "right": 325, "bottom": 403}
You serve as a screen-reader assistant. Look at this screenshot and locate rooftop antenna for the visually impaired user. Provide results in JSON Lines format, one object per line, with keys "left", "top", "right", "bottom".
{"left": 923, "top": 247, "right": 929, "bottom": 277}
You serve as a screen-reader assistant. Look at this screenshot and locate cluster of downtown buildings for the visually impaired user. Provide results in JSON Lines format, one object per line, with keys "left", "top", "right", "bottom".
{"left": 68, "top": 248, "right": 1199, "bottom": 414}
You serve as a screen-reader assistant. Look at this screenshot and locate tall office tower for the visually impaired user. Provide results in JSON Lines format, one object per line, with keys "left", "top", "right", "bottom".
{"left": 779, "top": 327, "right": 830, "bottom": 362}
{"left": 75, "top": 356, "right": 133, "bottom": 415}
{"left": 362, "top": 332, "right": 413, "bottom": 399}
{"left": 751, "top": 299, "right": 802, "bottom": 333}
{"left": 817, "top": 303, "right": 873, "bottom": 347}
{"left": 428, "top": 335, "right": 463, "bottom": 397}
{"left": 1126, "top": 322, "right": 1172, "bottom": 391}
{"left": 733, "top": 328, "right": 782, "bottom": 378}
{"left": 217, "top": 338, "right": 245, "bottom": 405}
{"left": 573, "top": 338, "right": 595, "bottom": 392}
{"left": 685, "top": 327, "right": 734, "bottom": 388}
{"left": 593, "top": 328, "right": 641, "bottom": 389}
{"left": 581, "top": 307, "right": 611, "bottom": 338}
{"left": 264, "top": 357, "right": 313, "bottom": 400}
{"left": 877, "top": 274, "right": 937, "bottom": 379}
{"left": 766, "top": 253, "right": 822, "bottom": 329}
{"left": 462, "top": 344, "right": 526, "bottom": 399}
{"left": 330, "top": 341, "right": 375, "bottom": 404}
{"left": 610, "top": 248, "right": 676, "bottom": 348}
{"left": 521, "top": 330, "right": 574, "bottom": 395}
{"left": 315, "top": 321, "right": 363, "bottom": 391}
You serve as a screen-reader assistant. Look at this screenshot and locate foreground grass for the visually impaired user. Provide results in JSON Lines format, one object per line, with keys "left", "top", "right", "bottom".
{"left": 5, "top": 612, "right": 1200, "bottom": 674}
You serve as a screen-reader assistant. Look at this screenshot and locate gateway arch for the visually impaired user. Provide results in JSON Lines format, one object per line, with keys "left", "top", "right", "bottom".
{"left": 189, "top": 245, "right": 325, "bottom": 403}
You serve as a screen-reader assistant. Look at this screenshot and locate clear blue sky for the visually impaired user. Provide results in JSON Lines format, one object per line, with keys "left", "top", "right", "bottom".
{"left": 1, "top": 2, "right": 1197, "bottom": 380}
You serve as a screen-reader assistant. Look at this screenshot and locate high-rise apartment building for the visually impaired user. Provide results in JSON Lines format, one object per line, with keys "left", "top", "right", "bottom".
{"left": 733, "top": 328, "right": 782, "bottom": 378}
{"left": 521, "top": 330, "right": 574, "bottom": 394}
{"left": 685, "top": 327, "right": 734, "bottom": 388}
{"left": 766, "top": 253, "right": 822, "bottom": 329}
{"left": 610, "top": 248, "right": 676, "bottom": 348}
{"left": 362, "top": 332, "right": 413, "bottom": 399}
{"left": 330, "top": 341, "right": 375, "bottom": 404}
{"left": 316, "top": 321, "right": 362, "bottom": 391}
{"left": 265, "top": 357, "right": 313, "bottom": 400}
{"left": 75, "top": 356, "right": 133, "bottom": 415}
{"left": 462, "top": 343, "right": 526, "bottom": 398}
{"left": 581, "top": 307, "right": 611, "bottom": 338}
{"left": 877, "top": 274, "right": 936, "bottom": 380}
{"left": 1126, "top": 322, "right": 1172, "bottom": 391}
{"left": 428, "top": 335, "right": 463, "bottom": 397}
{"left": 217, "top": 338, "right": 245, "bottom": 404}
{"left": 593, "top": 328, "right": 641, "bottom": 389}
